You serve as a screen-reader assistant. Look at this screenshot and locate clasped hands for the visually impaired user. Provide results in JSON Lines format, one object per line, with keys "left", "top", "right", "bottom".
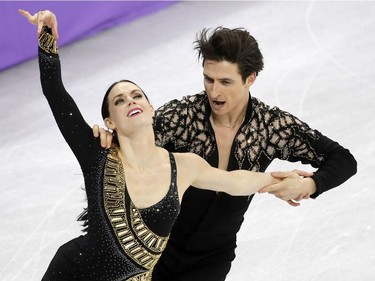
{"left": 92, "top": 125, "right": 316, "bottom": 207}
{"left": 261, "top": 169, "right": 315, "bottom": 207}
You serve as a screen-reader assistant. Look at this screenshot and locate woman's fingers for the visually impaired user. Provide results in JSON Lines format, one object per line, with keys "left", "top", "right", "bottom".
{"left": 18, "top": 9, "right": 38, "bottom": 25}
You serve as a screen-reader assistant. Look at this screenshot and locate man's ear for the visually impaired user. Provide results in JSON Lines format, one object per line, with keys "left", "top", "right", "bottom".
{"left": 104, "top": 117, "right": 115, "bottom": 130}
{"left": 246, "top": 72, "right": 257, "bottom": 86}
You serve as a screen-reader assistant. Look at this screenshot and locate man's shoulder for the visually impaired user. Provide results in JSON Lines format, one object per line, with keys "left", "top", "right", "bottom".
{"left": 157, "top": 91, "right": 208, "bottom": 112}
{"left": 250, "top": 96, "right": 275, "bottom": 114}
{"left": 251, "top": 96, "right": 280, "bottom": 110}
{"left": 250, "top": 96, "right": 290, "bottom": 123}
{"left": 181, "top": 91, "right": 208, "bottom": 104}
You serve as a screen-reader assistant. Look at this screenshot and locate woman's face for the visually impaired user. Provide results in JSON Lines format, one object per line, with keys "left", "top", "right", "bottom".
{"left": 105, "top": 81, "right": 154, "bottom": 133}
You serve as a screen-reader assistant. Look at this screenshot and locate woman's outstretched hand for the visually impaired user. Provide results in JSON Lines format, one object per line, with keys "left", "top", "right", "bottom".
{"left": 18, "top": 9, "right": 59, "bottom": 39}
{"left": 259, "top": 169, "right": 315, "bottom": 207}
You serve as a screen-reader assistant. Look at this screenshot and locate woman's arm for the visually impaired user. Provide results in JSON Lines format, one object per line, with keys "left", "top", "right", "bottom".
{"left": 19, "top": 9, "right": 95, "bottom": 166}
{"left": 176, "top": 153, "right": 279, "bottom": 196}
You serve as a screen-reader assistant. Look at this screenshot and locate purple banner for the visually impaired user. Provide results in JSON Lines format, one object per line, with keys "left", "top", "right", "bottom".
{"left": 0, "top": 1, "right": 175, "bottom": 72}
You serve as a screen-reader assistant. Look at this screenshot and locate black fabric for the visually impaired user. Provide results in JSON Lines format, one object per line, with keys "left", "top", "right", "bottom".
{"left": 42, "top": 236, "right": 86, "bottom": 281}
{"left": 152, "top": 240, "right": 234, "bottom": 281}
{"left": 152, "top": 93, "right": 357, "bottom": 279}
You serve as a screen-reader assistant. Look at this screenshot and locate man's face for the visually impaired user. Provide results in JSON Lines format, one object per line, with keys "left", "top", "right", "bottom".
{"left": 203, "top": 60, "right": 254, "bottom": 116}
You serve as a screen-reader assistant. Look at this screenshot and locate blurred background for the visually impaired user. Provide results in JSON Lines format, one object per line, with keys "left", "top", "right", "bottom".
{"left": 1, "top": 1, "right": 374, "bottom": 280}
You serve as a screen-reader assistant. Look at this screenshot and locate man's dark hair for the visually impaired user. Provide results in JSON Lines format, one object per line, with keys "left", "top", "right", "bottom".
{"left": 194, "top": 27, "right": 264, "bottom": 82}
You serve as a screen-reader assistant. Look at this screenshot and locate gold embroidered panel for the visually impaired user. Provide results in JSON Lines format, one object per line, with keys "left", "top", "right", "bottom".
{"left": 103, "top": 148, "right": 169, "bottom": 271}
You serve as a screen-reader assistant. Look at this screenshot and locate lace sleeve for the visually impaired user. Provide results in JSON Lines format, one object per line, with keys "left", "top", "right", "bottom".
{"left": 269, "top": 106, "right": 357, "bottom": 197}
{"left": 153, "top": 93, "right": 213, "bottom": 156}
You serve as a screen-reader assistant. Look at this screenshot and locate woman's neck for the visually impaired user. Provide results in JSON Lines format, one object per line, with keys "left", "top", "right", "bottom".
{"left": 117, "top": 128, "right": 160, "bottom": 171}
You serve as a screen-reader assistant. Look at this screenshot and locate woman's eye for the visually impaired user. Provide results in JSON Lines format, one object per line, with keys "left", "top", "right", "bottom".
{"left": 134, "top": 94, "right": 143, "bottom": 99}
{"left": 114, "top": 98, "right": 124, "bottom": 105}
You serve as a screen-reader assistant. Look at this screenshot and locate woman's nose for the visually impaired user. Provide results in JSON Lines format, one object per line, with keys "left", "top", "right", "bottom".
{"left": 127, "top": 98, "right": 136, "bottom": 107}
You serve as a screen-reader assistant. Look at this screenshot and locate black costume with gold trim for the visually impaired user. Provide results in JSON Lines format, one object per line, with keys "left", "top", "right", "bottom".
{"left": 38, "top": 27, "right": 180, "bottom": 281}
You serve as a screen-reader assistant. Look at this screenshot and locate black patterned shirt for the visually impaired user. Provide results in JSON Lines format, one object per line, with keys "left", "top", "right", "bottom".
{"left": 153, "top": 91, "right": 357, "bottom": 256}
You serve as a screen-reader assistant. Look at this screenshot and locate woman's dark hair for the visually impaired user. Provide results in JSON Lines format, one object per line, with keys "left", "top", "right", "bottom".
{"left": 194, "top": 27, "right": 264, "bottom": 82}
{"left": 101, "top": 80, "right": 149, "bottom": 146}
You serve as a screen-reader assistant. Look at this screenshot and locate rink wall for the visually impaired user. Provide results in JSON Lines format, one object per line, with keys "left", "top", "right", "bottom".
{"left": 0, "top": 1, "right": 176, "bottom": 72}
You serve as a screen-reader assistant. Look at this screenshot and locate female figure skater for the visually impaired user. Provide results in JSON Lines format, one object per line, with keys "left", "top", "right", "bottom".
{"left": 20, "top": 9, "right": 286, "bottom": 281}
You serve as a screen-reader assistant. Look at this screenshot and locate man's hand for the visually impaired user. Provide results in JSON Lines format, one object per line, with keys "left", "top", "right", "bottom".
{"left": 93, "top": 124, "right": 113, "bottom": 149}
{"left": 259, "top": 169, "right": 316, "bottom": 207}
{"left": 19, "top": 9, "right": 59, "bottom": 39}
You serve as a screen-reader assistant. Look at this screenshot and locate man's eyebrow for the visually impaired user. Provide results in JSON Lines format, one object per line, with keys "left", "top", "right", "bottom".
{"left": 203, "top": 74, "right": 234, "bottom": 82}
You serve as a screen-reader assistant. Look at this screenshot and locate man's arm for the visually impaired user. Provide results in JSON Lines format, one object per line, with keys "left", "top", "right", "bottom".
{"left": 261, "top": 106, "right": 357, "bottom": 206}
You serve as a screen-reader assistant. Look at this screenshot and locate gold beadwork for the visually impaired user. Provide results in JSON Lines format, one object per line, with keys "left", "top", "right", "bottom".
{"left": 130, "top": 202, "right": 169, "bottom": 252}
{"left": 126, "top": 270, "right": 152, "bottom": 281}
{"left": 38, "top": 26, "right": 58, "bottom": 54}
{"left": 103, "top": 148, "right": 168, "bottom": 272}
